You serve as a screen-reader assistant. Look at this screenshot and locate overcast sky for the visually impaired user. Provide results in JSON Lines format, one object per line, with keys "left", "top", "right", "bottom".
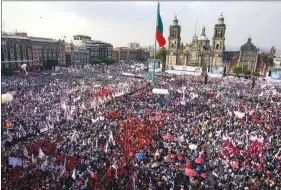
{"left": 2, "top": 1, "right": 281, "bottom": 52}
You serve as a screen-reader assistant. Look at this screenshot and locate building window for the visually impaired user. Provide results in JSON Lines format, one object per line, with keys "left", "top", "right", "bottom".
{"left": 10, "top": 45, "right": 13, "bottom": 48}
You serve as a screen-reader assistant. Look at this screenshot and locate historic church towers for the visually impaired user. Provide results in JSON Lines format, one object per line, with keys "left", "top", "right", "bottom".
{"left": 166, "top": 15, "right": 181, "bottom": 66}
{"left": 212, "top": 14, "right": 226, "bottom": 67}
{"left": 168, "top": 15, "right": 181, "bottom": 51}
{"left": 166, "top": 13, "right": 227, "bottom": 68}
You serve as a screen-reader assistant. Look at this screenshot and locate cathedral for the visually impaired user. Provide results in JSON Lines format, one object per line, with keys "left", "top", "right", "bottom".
{"left": 166, "top": 14, "right": 226, "bottom": 70}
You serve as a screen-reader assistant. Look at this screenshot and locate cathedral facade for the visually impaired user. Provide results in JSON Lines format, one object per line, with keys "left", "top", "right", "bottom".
{"left": 166, "top": 14, "right": 226, "bottom": 70}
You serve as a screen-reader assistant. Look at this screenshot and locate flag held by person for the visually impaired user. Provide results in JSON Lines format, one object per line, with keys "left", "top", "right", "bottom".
{"left": 23, "top": 147, "right": 29, "bottom": 158}
{"left": 19, "top": 125, "right": 27, "bottom": 137}
{"left": 6, "top": 129, "right": 13, "bottom": 142}
{"left": 31, "top": 154, "right": 36, "bottom": 164}
{"left": 112, "top": 160, "right": 118, "bottom": 179}
{"left": 6, "top": 121, "right": 13, "bottom": 129}
{"left": 175, "top": 135, "right": 185, "bottom": 143}
{"left": 104, "top": 141, "right": 108, "bottom": 153}
{"left": 88, "top": 170, "right": 98, "bottom": 190}
{"left": 39, "top": 148, "right": 46, "bottom": 159}
{"left": 72, "top": 168, "right": 76, "bottom": 180}
{"left": 8, "top": 157, "right": 23, "bottom": 167}
{"left": 156, "top": 2, "right": 166, "bottom": 47}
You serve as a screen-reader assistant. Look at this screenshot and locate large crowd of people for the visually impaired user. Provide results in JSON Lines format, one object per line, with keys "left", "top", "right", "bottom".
{"left": 1, "top": 64, "right": 281, "bottom": 190}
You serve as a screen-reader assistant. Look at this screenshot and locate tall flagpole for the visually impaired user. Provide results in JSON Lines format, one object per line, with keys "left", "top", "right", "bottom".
{"left": 152, "top": 1, "right": 159, "bottom": 87}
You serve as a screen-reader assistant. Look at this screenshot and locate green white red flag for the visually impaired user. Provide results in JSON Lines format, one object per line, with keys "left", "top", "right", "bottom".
{"left": 156, "top": 3, "right": 166, "bottom": 47}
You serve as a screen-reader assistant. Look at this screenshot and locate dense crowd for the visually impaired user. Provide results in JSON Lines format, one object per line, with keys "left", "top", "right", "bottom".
{"left": 1, "top": 64, "right": 281, "bottom": 190}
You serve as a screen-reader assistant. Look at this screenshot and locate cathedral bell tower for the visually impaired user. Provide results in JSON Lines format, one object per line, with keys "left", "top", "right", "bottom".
{"left": 168, "top": 15, "right": 181, "bottom": 51}
{"left": 166, "top": 15, "right": 182, "bottom": 67}
{"left": 212, "top": 13, "right": 226, "bottom": 66}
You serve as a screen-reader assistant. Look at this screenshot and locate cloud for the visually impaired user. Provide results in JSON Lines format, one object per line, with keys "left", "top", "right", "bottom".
{"left": 2, "top": 1, "right": 281, "bottom": 52}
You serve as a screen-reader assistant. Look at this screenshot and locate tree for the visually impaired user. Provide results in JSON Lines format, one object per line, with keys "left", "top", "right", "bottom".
{"left": 232, "top": 66, "right": 242, "bottom": 75}
{"left": 2, "top": 68, "right": 13, "bottom": 75}
{"left": 102, "top": 59, "right": 115, "bottom": 64}
{"left": 46, "top": 59, "right": 58, "bottom": 70}
{"left": 252, "top": 72, "right": 260, "bottom": 77}
{"left": 244, "top": 70, "right": 251, "bottom": 75}
{"left": 155, "top": 47, "right": 167, "bottom": 68}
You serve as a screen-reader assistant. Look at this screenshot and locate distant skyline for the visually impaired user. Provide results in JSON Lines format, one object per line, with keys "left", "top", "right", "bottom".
{"left": 2, "top": 1, "right": 281, "bottom": 52}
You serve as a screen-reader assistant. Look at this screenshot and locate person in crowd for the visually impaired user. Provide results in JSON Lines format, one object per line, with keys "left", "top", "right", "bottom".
{"left": 1, "top": 63, "right": 281, "bottom": 190}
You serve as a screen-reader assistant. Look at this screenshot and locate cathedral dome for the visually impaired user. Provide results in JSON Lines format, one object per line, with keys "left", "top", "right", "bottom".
{"left": 173, "top": 15, "right": 178, "bottom": 25}
{"left": 218, "top": 13, "right": 224, "bottom": 24}
{"left": 198, "top": 35, "right": 208, "bottom": 41}
{"left": 198, "top": 26, "right": 208, "bottom": 41}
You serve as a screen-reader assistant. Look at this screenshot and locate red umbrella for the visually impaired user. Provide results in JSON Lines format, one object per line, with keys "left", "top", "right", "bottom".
{"left": 185, "top": 169, "right": 197, "bottom": 177}
{"left": 170, "top": 154, "right": 177, "bottom": 159}
{"left": 164, "top": 134, "right": 174, "bottom": 140}
{"left": 195, "top": 157, "right": 204, "bottom": 164}
{"left": 178, "top": 155, "right": 184, "bottom": 161}
{"left": 201, "top": 173, "right": 208, "bottom": 179}
{"left": 185, "top": 162, "right": 192, "bottom": 168}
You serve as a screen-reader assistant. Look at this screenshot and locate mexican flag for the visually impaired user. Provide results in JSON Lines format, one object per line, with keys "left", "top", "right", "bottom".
{"left": 156, "top": 3, "right": 166, "bottom": 47}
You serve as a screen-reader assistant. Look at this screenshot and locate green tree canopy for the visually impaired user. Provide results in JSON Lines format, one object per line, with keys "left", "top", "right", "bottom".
{"left": 155, "top": 47, "right": 167, "bottom": 68}
{"left": 94, "top": 59, "right": 115, "bottom": 64}
{"left": 233, "top": 66, "right": 242, "bottom": 75}
{"left": 252, "top": 72, "right": 260, "bottom": 76}
{"left": 46, "top": 59, "right": 58, "bottom": 69}
{"left": 244, "top": 70, "right": 251, "bottom": 75}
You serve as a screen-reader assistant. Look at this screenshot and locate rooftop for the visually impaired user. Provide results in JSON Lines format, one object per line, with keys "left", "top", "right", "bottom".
{"left": 1, "top": 32, "right": 60, "bottom": 43}
{"left": 73, "top": 34, "right": 91, "bottom": 38}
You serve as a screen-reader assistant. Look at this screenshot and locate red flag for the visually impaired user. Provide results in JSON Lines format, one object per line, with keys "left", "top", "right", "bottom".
{"left": 89, "top": 171, "right": 98, "bottom": 190}
{"left": 105, "top": 166, "right": 112, "bottom": 177}
{"left": 155, "top": 3, "right": 166, "bottom": 47}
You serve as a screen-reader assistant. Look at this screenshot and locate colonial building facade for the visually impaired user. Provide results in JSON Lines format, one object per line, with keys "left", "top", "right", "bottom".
{"left": 166, "top": 14, "right": 226, "bottom": 70}
{"left": 237, "top": 37, "right": 259, "bottom": 73}
{"left": 1, "top": 32, "right": 65, "bottom": 71}
{"left": 226, "top": 38, "right": 275, "bottom": 76}
{"left": 65, "top": 43, "right": 90, "bottom": 66}
{"left": 113, "top": 47, "right": 150, "bottom": 62}
{"left": 84, "top": 40, "right": 113, "bottom": 63}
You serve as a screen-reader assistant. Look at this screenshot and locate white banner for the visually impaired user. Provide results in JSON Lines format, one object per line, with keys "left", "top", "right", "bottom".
{"left": 152, "top": 88, "right": 169, "bottom": 95}
{"left": 173, "top": 65, "right": 202, "bottom": 73}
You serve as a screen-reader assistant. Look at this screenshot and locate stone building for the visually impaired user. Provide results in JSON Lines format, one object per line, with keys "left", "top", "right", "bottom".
{"left": 166, "top": 14, "right": 226, "bottom": 70}
{"left": 73, "top": 35, "right": 91, "bottom": 47}
{"left": 113, "top": 47, "right": 149, "bottom": 62}
{"left": 274, "top": 52, "right": 281, "bottom": 68}
{"left": 211, "top": 15, "right": 226, "bottom": 67}
{"left": 65, "top": 43, "right": 90, "bottom": 66}
{"left": 237, "top": 37, "right": 259, "bottom": 73}
{"left": 84, "top": 40, "right": 113, "bottom": 63}
{"left": 1, "top": 32, "right": 65, "bottom": 71}
{"left": 128, "top": 42, "right": 140, "bottom": 49}
{"left": 71, "top": 35, "right": 113, "bottom": 63}
{"left": 226, "top": 38, "right": 275, "bottom": 76}
{"left": 113, "top": 47, "right": 129, "bottom": 62}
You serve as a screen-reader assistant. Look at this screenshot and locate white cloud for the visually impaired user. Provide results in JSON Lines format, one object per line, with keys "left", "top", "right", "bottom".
{"left": 2, "top": 1, "right": 281, "bottom": 51}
